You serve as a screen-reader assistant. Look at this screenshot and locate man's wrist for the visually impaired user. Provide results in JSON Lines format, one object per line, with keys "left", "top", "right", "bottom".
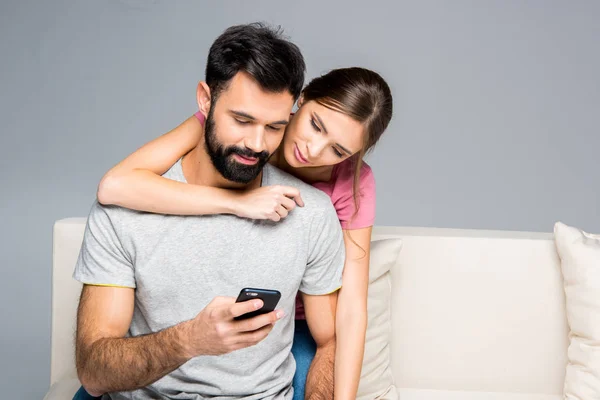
{"left": 173, "top": 320, "right": 195, "bottom": 361}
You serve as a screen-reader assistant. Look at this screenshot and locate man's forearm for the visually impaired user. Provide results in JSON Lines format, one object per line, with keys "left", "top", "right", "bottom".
{"left": 305, "top": 340, "right": 336, "bottom": 400}
{"left": 78, "top": 321, "right": 192, "bottom": 396}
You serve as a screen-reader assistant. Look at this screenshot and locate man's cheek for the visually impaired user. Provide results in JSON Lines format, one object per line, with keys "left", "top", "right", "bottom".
{"left": 270, "top": 134, "right": 285, "bottom": 152}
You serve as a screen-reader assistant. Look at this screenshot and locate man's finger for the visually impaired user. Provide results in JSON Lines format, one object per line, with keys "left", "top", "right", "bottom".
{"left": 233, "top": 309, "right": 283, "bottom": 333}
{"left": 237, "top": 323, "right": 275, "bottom": 345}
{"left": 229, "top": 299, "right": 264, "bottom": 318}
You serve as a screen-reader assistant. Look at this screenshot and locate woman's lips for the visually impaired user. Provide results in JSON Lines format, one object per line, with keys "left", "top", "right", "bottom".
{"left": 294, "top": 144, "right": 309, "bottom": 164}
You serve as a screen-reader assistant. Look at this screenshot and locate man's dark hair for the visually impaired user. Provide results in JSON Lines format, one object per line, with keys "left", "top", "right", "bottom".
{"left": 205, "top": 22, "right": 306, "bottom": 102}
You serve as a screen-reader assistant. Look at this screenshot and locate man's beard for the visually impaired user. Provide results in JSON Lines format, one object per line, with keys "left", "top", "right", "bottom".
{"left": 204, "top": 107, "right": 271, "bottom": 184}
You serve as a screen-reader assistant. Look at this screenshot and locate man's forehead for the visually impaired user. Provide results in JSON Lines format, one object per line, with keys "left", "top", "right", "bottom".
{"left": 218, "top": 73, "right": 294, "bottom": 114}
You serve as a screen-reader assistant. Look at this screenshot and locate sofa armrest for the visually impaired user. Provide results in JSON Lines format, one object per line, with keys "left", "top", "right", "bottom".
{"left": 43, "top": 378, "right": 81, "bottom": 400}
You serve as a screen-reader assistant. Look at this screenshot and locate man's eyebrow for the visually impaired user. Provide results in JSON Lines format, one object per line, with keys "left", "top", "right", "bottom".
{"left": 230, "top": 110, "right": 289, "bottom": 126}
{"left": 230, "top": 110, "right": 256, "bottom": 120}
{"left": 313, "top": 112, "right": 328, "bottom": 134}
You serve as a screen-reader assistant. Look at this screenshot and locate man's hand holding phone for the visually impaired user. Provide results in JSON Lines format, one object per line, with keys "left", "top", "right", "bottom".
{"left": 180, "top": 291, "right": 283, "bottom": 358}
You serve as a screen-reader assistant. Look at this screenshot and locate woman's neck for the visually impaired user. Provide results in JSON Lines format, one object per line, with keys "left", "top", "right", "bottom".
{"left": 270, "top": 149, "right": 334, "bottom": 184}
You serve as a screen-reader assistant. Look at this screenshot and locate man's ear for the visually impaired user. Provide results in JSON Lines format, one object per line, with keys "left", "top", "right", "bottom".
{"left": 196, "top": 81, "right": 211, "bottom": 116}
{"left": 296, "top": 93, "right": 304, "bottom": 108}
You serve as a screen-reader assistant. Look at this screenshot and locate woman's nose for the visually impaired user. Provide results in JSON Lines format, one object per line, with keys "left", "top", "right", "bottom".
{"left": 306, "top": 136, "right": 327, "bottom": 159}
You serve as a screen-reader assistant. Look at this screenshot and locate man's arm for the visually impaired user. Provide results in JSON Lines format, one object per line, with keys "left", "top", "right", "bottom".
{"left": 76, "top": 285, "right": 191, "bottom": 395}
{"left": 76, "top": 285, "right": 282, "bottom": 396}
{"left": 301, "top": 291, "right": 339, "bottom": 400}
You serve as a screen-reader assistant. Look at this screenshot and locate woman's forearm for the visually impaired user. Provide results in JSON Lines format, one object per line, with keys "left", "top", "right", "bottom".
{"left": 97, "top": 169, "right": 239, "bottom": 216}
{"left": 334, "top": 299, "right": 367, "bottom": 400}
{"left": 333, "top": 227, "right": 372, "bottom": 399}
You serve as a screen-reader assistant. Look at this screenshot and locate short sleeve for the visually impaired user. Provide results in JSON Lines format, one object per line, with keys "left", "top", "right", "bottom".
{"left": 299, "top": 204, "right": 346, "bottom": 295}
{"left": 72, "top": 202, "right": 136, "bottom": 288}
{"left": 338, "top": 164, "right": 376, "bottom": 230}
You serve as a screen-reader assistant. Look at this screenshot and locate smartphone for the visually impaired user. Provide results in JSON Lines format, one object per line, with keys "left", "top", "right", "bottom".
{"left": 234, "top": 288, "right": 281, "bottom": 320}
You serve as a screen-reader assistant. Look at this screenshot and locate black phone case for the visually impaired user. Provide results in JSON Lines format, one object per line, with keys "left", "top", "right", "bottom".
{"left": 234, "top": 288, "right": 282, "bottom": 320}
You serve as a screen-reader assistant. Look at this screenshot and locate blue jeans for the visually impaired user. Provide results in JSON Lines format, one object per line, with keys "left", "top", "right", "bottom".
{"left": 291, "top": 319, "right": 317, "bottom": 400}
{"left": 73, "top": 386, "right": 101, "bottom": 399}
{"left": 73, "top": 320, "right": 316, "bottom": 400}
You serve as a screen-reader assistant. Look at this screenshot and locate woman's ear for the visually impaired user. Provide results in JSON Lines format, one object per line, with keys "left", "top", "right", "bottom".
{"left": 196, "top": 82, "right": 211, "bottom": 116}
{"left": 296, "top": 93, "right": 304, "bottom": 108}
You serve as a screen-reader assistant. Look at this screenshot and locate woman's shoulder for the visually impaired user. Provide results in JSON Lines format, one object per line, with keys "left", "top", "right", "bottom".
{"left": 333, "top": 158, "right": 375, "bottom": 191}
{"left": 331, "top": 159, "right": 376, "bottom": 229}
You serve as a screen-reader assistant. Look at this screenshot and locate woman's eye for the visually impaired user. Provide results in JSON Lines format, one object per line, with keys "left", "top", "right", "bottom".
{"left": 333, "top": 147, "right": 344, "bottom": 158}
{"left": 310, "top": 118, "right": 321, "bottom": 132}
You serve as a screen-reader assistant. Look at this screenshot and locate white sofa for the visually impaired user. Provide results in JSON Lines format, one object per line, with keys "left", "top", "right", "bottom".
{"left": 45, "top": 218, "right": 568, "bottom": 400}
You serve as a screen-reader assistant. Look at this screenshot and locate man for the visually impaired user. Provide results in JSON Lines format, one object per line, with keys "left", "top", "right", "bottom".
{"left": 72, "top": 23, "right": 345, "bottom": 400}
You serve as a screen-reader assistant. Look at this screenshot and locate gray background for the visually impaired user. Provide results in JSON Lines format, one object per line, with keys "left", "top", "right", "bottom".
{"left": 1, "top": 0, "right": 598, "bottom": 398}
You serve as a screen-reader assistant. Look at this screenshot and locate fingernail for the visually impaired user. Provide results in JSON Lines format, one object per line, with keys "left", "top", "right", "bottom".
{"left": 254, "top": 301, "right": 262, "bottom": 309}
{"left": 276, "top": 310, "right": 284, "bottom": 319}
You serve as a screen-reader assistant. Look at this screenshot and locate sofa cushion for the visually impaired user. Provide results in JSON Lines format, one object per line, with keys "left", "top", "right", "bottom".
{"left": 381, "top": 228, "right": 566, "bottom": 394}
{"left": 43, "top": 378, "right": 81, "bottom": 400}
{"left": 357, "top": 238, "right": 402, "bottom": 400}
{"left": 554, "top": 221, "right": 600, "bottom": 399}
{"left": 398, "top": 388, "right": 561, "bottom": 400}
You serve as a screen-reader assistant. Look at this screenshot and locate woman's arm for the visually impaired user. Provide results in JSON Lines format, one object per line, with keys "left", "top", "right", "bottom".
{"left": 97, "top": 115, "right": 234, "bottom": 214}
{"left": 334, "top": 227, "right": 372, "bottom": 400}
{"left": 97, "top": 115, "right": 303, "bottom": 219}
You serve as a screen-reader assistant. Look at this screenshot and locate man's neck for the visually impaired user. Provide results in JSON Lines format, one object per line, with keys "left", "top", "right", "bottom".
{"left": 182, "top": 143, "right": 263, "bottom": 191}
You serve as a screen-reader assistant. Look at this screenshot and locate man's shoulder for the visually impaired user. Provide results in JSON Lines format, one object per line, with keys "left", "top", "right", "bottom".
{"left": 86, "top": 200, "right": 146, "bottom": 232}
{"left": 89, "top": 199, "right": 137, "bottom": 218}
{"left": 265, "top": 165, "right": 333, "bottom": 209}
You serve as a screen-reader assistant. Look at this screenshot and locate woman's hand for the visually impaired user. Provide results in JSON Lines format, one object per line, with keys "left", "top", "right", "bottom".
{"left": 234, "top": 185, "right": 304, "bottom": 221}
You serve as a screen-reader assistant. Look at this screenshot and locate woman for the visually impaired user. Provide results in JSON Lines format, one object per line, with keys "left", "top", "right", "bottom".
{"left": 96, "top": 67, "right": 392, "bottom": 399}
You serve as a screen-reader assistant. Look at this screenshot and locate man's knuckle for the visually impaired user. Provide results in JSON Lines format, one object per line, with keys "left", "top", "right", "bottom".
{"left": 215, "top": 323, "right": 228, "bottom": 337}
{"left": 207, "top": 309, "right": 217, "bottom": 320}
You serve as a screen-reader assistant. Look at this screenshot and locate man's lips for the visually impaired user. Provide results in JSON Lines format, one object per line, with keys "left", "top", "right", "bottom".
{"left": 294, "top": 144, "right": 309, "bottom": 164}
{"left": 232, "top": 154, "right": 259, "bottom": 165}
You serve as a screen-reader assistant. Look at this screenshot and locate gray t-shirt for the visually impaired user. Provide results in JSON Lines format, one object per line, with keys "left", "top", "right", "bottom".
{"left": 73, "top": 160, "right": 345, "bottom": 400}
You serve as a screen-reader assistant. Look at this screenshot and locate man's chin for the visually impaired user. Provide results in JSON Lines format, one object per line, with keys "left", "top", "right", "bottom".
{"left": 221, "top": 166, "right": 262, "bottom": 184}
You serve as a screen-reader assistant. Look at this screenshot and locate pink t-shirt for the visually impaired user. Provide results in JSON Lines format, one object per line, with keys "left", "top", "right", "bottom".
{"left": 195, "top": 111, "right": 206, "bottom": 125}
{"left": 193, "top": 111, "right": 376, "bottom": 319}
{"left": 295, "top": 159, "right": 376, "bottom": 319}
{"left": 312, "top": 159, "right": 376, "bottom": 230}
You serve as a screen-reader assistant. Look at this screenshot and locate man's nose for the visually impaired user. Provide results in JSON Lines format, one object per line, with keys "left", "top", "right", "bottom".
{"left": 243, "top": 128, "right": 267, "bottom": 154}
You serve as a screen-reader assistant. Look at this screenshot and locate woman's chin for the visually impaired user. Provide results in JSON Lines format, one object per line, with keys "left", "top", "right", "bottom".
{"left": 284, "top": 156, "right": 302, "bottom": 169}
{"left": 282, "top": 148, "right": 302, "bottom": 168}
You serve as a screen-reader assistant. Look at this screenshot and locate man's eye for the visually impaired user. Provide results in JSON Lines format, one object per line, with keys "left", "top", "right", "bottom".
{"left": 267, "top": 125, "right": 283, "bottom": 131}
{"left": 235, "top": 119, "right": 250, "bottom": 125}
